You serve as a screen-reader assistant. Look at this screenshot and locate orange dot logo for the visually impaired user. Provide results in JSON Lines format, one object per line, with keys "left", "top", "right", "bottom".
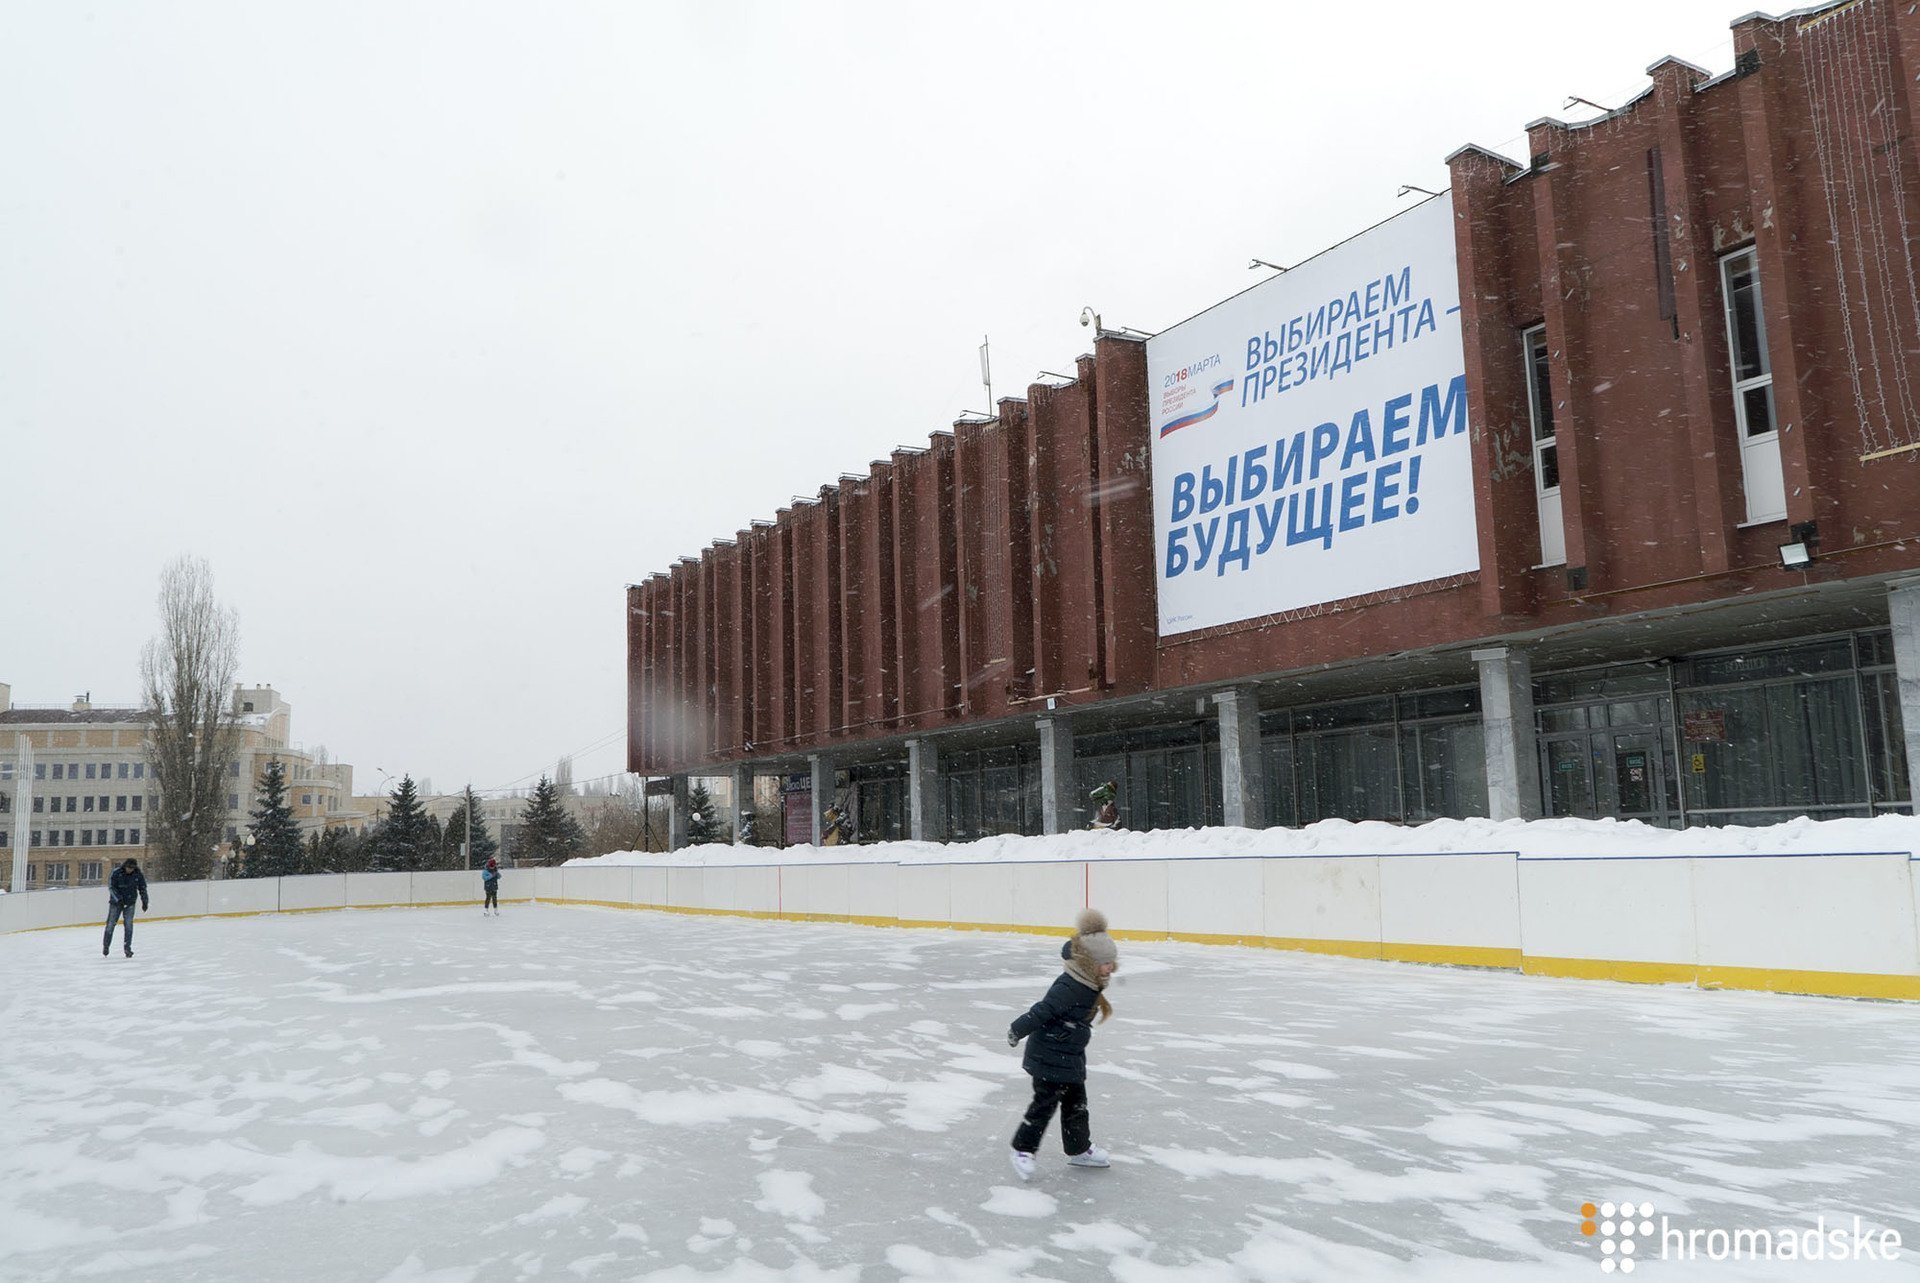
{"left": 1581, "top": 1202, "right": 1597, "bottom": 1236}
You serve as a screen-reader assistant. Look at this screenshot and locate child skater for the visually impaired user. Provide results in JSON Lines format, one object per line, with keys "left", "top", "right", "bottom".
{"left": 482, "top": 858, "right": 501, "bottom": 916}
{"left": 1006, "top": 908, "right": 1118, "bottom": 1180}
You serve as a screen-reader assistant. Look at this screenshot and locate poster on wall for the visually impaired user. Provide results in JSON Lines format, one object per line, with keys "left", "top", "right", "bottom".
{"left": 1146, "top": 194, "right": 1477, "bottom": 637}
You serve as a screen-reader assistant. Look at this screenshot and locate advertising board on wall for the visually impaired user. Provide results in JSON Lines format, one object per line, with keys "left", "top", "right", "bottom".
{"left": 1146, "top": 194, "right": 1477, "bottom": 637}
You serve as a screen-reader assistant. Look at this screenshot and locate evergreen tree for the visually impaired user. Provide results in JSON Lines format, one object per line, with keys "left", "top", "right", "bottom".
{"left": 686, "top": 781, "right": 720, "bottom": 845}
{"left": 520, "top": 775, "right": 586, "bottom": 864}
{"left": 245, "top": 759, "right": 305, "bottom": 878}
{"left": 369, "top": 775, "right": 437, "bottom": 872}
{"left": 444, "top": 787, "right": 498, "bottom": 868}
{"left": 306, "top": 826, "right": 371, "bottom": 874}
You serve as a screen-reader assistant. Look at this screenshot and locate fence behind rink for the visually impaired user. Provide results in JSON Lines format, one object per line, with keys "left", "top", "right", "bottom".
{"left": 3, "top": 849, "right": 1916, "bottom": 1002}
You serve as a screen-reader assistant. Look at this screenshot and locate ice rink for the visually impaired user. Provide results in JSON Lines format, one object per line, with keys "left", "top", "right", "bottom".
{"left": 3, "top": 904, "right": 1918, "bottom": 1281}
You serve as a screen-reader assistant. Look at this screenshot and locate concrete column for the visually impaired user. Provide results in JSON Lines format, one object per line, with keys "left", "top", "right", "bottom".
{"left": 809, "top": 754, "right": 831, "bottom": 846}
{"left": 1216, "top": 687, "right": 1268, "bottom": 829}
{"left": 9, "top": 737, "right": 32, "bottom": 894}
{"left": 1889, "top": 577, "right": 1920, "bottom": 809}
{"left": 906, "top": 738, "right": 945, "bottom": 842}
{"left": 1037, "top": 716, "right": 1076, "bottom": 835}
{"left": 1473, "top": 646, "right": 1541, "bottom": 821}
{"left": 730, "top": 764, "right": 754, "bottom": 843}
{"left": 667, "top": 774, "right": 689, "bottom": 852}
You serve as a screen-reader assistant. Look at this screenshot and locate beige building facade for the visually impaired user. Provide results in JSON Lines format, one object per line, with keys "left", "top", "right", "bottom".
{"left": 0, "top": 680, "right": 374, "bottom": 890}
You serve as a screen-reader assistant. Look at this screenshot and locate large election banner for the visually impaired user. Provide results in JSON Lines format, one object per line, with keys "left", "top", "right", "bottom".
{"left": 1147, "top": 194, "right": 1476, "bottom": 637}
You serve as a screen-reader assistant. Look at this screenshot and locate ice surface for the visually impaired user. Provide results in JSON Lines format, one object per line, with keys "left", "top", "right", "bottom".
{"left": 4, "top": 906, "right": 1919, "bottom": 1280}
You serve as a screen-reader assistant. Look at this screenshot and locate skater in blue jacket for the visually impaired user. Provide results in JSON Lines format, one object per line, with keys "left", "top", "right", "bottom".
{"left": 481, "top": 858, "right": 501, "bottom": 915}
{"left": 1006, "top": 908, "right": 1119, "bottom": 1180}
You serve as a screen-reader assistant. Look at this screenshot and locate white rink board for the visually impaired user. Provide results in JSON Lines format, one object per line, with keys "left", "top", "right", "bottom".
{"left": 666, "top": 867, "right": 705, "bottom": 911}
{"left": 1691, "top": 854, "right": 1920, "bottom": 977}
{"left": 153, "top": 880, "right": 211, "bottom": 922}
{"left": 345, "top": 873, "right": 412, "bottom": 908}
{"left": 948, "top": 863, "right": 1014, "bottom": 928}
{"left": 15, "top": 887, "right": 86, "bottom": 931}
{"left": 791, "top": 863, "right": 853, "bottom": 918}
{"left": 279, "top": 875, "right": 348, "bottom": 912}
{"left": 1088, "top": 860, "right": 1170, "bottom": 936}
{"left": 734, "top": 865, "right": 780, "bottom": 914}
{"left": 411, "top": 871, "right": 478, "bottom": 905}
{"left": 1378, "top": 853, "right": 1518, "bottom": 950}
{"left": 702, "top": 866, "right": 739, "bottom": 912}
{"left": 896, "top": 864, "right": 950, "bottom": 923}
{"left": 1264, "top": 856, "right": 1382, "bottom": 946}
{"left": 1168, "top": 857, "right": 1264, "bottom": 938}
{"left": 849, "top": 862, "right": 897, "bottom": 922}
{"left": 1009, "top": 861, "right": 1086, "bottom": 929}
{"left": 633, "top": 866, "right": 669, "bottom": 907}
{"left": 208, "top": 879, "right": 280, "bottom": 915}
{"left": 561, "top": 866, "right": 634, "bottom": 906}
{"left": 1518, "top": 858, "right": 1696, "bottom": 966}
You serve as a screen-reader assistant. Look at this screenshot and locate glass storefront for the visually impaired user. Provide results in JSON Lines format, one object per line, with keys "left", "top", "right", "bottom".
{"left": 1535, "top": 630, "right": 1909, "bottom": 828}
{"left": 944, "top": 747, "right": 1041, "bottom": 840}
{"left": 888, "top": 630, "right": 1910, "bottom": 839}
{"left": 1263, "top": 689, "right": 1486, "bottom": 826}
{"left": 1076, "top": 725, "right": 1222, "bottom": 833}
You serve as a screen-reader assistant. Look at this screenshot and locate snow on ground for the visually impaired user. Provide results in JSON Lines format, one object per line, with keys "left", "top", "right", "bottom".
{"left": 4, "top": 905, "right": 1920, "bottom": 1281}
{"left": 564, "top": 814, "right": 1920, "bottom": 868}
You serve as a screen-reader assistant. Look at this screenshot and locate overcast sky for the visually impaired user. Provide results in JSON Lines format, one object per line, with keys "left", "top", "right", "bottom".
{"left": 1, "top": 0, "right": 1741, "bottom": 798}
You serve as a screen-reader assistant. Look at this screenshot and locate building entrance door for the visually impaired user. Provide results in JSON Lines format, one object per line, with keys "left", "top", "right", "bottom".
{"left": 1540, "top": 729, "right": 1674, "bottom": 826}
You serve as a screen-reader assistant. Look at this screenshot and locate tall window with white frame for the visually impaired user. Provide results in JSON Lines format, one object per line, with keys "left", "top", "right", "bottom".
{"left": 1522, "top": 325, "right": 1565, "bottom": 566}
{"left": 1720, "top": 247, "right": 1788, "bottom": 523}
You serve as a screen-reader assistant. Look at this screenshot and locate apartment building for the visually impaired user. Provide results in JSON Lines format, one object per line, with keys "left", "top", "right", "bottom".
{"left": 0, "top": 681, "right": 369, "bottom": 889}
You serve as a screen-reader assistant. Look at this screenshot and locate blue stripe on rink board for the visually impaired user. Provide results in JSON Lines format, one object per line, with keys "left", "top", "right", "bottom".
{"left": 1516, "top": 850, "right": 1911, "bottom": 862}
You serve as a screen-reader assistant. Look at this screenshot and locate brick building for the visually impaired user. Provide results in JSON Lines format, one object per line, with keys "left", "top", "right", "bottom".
{"left": 629, "top": 0, "right": 1920, "bottom": 845}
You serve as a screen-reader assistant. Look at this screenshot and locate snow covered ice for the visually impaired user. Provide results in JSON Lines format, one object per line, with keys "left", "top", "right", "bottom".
{"left": 4, "top": 903, "right": 1920, "bottom": 1281}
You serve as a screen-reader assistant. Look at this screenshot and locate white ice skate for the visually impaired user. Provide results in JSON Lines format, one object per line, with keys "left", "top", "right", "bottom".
{"left": 1009, "top": 1149, "right": 1037, "bottom": 1182}
{"left": 1067, "top": 1144, "right": 1111, "bottom": 1168}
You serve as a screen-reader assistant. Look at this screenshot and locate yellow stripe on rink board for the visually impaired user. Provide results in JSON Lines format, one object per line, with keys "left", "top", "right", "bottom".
{"left": 1380, "top": 942, "right": 1523, "bottom": 970}
{"left": 1260, "top": 936, "right": 1384, "bottom": 961}
{"left": 1696, "top": 964, "right": 1920, "bottom": 1002}
{"left": 1523, "top": 956, "right": 1697, "bottom": 986}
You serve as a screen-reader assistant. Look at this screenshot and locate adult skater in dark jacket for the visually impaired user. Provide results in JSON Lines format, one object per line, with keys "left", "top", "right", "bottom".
{"left": 1006, "top": 908, "right": 1119, "bottom": 1181}
{"left": 103, "top": 857, "right": 149, "bottom": 957}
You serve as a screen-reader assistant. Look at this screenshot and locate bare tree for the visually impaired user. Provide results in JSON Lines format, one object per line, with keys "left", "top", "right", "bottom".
{"left": 140, "top": 557, "right": 242, "bottom": 880}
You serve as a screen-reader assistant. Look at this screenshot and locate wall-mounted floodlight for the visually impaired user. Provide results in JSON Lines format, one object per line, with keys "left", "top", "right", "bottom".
{"left": 1778, "top": 520, "right": 1819, "bottom": 570}
{"left": 1037, "top": 370, "right": 1077, "bottom": 384}
{"left": 1249, "top": 258, "right": 1289, "bottom": 273}
{"left": 1564, "top": 95, "right": 1613, "bottom": 113}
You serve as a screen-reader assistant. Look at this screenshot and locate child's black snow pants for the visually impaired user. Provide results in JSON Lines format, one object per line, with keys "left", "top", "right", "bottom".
{"left": 1012, "top": 1078, "right": 1090, "bottom": 1155}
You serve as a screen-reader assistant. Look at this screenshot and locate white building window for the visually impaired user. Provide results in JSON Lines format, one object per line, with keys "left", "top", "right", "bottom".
{"left": 1522, "top": 325, "right": 1565, "bottom": 567}
{"left": 1721, "top": 247, "right": 1787, "bottom": 523}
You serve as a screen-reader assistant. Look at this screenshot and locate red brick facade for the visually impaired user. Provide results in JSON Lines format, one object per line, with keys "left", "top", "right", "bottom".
{"left": 631, "top": 0, "right": 1920, "bottom": 779}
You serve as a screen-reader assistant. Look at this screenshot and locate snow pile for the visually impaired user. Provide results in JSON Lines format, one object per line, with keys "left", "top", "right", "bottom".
{"left": 566, "top": 812, "right": 1920, "bottom": 868}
